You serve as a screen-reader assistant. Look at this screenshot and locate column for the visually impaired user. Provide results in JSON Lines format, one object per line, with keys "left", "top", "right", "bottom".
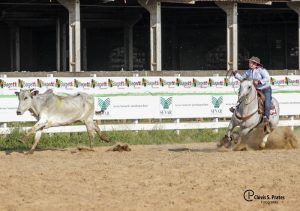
{"left": 216, "top": 2, "right": 238, "bottom": 71}
{"left": 137, "top": 0, "right": 162, "bottom": 71}
{"left": 58, "top": 0, "right": 81, "bottom": 72}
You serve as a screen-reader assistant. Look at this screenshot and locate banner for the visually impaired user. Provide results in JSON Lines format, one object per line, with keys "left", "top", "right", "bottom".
{"left": 0, "top": 75, "right": 300, "bottom": 122}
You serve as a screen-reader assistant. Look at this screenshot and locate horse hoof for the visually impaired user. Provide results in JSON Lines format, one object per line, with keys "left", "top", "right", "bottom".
{"left": 259, "top": 143, "right": 266, "bottom": 149}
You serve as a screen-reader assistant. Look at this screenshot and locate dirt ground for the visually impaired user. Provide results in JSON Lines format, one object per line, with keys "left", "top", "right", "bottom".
{"left": 0, "top": 142, "right": 299, "bottom": 211}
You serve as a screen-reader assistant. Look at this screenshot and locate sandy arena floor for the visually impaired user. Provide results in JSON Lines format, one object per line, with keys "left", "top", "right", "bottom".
{"left": 0, "top": 142, "right": 299, "bottom": 211}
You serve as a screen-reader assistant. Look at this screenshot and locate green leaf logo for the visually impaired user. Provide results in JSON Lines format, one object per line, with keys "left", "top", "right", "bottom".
{"left": 98, "top": 98, "right": 111, "bottom": 111}
{"left": 212, "top": 96, "right": 223, "bottom": 108}
{"left": 160, "top": 97, "right": 172, "bottom": 109}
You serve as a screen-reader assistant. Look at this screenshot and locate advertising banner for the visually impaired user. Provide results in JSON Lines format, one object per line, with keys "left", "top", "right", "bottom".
{"left": 0, "top": 75, "right": 299, "bottom": 122}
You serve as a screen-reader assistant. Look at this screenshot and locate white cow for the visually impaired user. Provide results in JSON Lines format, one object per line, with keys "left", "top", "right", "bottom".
{"left": 15, "top": 89, "right": 108, "bottom": 154}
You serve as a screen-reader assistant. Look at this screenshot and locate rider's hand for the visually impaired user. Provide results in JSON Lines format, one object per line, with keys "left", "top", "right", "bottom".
{"left": 253, "top": 80, "right": 259, "bottom": 86}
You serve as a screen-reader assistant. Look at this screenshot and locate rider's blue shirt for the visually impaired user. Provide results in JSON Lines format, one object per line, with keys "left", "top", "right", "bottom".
{"left": 234, "top": 67, "right": 271, "bottom": 90}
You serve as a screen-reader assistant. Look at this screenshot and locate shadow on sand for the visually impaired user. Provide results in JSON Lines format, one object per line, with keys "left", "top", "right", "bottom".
{"left": 168, "top": 147, "right": 217, "bottom": 153}
{"left": 3, "top": 148, "right": 68, "bottom": 155}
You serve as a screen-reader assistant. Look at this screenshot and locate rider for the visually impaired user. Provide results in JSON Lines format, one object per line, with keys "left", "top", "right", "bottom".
{"left": 231, "top": 56, "right": 272, "bottom": 130}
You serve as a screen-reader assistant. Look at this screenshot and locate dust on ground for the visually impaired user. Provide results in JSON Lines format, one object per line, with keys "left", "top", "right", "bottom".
{"left": 0, "top": 142, "right": 299, "bottom": 211}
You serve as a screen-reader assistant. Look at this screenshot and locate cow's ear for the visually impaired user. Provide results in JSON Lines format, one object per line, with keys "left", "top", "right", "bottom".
{"left": 15, "top": 91, "right": 20, "bottom": 96}
{"left": 30, "top": 90, "right": 39, "bottom": 97}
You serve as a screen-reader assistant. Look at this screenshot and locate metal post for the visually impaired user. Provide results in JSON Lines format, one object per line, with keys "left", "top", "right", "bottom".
{"left": 137, "top": 0, "right": 162, "bottom": 71}
{"left": 216, "top": 2, "right": 238, "bottom": 71}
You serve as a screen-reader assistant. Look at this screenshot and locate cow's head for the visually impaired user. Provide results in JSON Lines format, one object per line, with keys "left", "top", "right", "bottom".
{"left": 15, "top": 89, "right": 39, "bottom": 115}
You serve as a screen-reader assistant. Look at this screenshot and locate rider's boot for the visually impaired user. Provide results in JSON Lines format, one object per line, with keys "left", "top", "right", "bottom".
{"left": 263, "top": 116, "right": 271, "bottom": 134}
{"left": 229, "top": 107, "right": 236, "bottom": 113}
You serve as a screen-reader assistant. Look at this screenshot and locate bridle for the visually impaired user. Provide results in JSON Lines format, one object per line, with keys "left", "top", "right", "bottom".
{"left": 235, "top": 83, "right": 259, "bottom": 121}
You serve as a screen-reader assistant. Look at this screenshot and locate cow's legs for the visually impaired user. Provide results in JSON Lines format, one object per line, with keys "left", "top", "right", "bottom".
{"left": 20, "top": 120, "right": 47, "bottom": 144}
{"left": 93, "top": 122, "right": 109, "bottom": 142}
{"left": 26, "top": 120, "right": 47, "bottom": 137}
{"left": 26, "top": 130, "right": 42, "bottom": 154}
{"left": 85, "top": 121, "right": 96, "bottom": 149}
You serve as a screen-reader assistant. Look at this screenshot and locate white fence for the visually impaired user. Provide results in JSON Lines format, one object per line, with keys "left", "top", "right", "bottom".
{"left": 1, "top": 75, "right": 300, "bottom": 134}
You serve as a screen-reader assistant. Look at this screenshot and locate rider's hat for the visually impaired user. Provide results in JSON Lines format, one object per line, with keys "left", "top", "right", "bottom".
{"left": 248, "top": 56, "right": 262, "bottom": 66}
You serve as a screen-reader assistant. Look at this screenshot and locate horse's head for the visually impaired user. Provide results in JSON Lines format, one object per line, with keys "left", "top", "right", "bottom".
{"left": 238, "top": 80, "right": 255, "bottom": 103}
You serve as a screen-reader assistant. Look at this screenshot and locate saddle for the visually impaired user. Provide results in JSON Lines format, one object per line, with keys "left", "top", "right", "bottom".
{"left": 256, "top": 90, "right": 276, "bottom": 115}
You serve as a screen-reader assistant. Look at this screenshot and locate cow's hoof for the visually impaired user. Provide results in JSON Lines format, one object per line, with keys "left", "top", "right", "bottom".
{"left": 100, "top": 135, "right": 109, "bottom": 143}
{"left": 77, "top": 147, "right": 95, "bottom": 152}
{"left": 25, "top": 150, "right": 34, "bottom": 155}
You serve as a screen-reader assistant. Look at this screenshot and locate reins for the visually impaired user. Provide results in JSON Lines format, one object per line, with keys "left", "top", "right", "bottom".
{"left": 235, "top": 84, "right": 260, "bottom": 121}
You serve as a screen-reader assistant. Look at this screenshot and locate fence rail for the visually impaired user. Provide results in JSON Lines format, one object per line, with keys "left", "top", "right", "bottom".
{"left": 1, "top": 117, "right": 299, "bottom": 135}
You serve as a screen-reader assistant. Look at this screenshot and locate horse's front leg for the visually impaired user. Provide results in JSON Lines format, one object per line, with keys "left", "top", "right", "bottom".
{"left": 218, "top": 118, "right": 237, "bottom": 147}
{"left": 226, "top": 119, "right": 237, "bottom": 141}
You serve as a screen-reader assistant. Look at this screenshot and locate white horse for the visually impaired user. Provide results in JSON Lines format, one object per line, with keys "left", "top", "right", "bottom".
{"left": 223, "top": 80, "right": 280, "bottom": 148}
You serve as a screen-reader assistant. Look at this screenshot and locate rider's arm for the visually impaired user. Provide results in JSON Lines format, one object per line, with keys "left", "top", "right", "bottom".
{"left": 233, "top": 70, "right": 249, "bottom": 81}
{"left": 259, "top": 68, "right": 270, "bottom": 85}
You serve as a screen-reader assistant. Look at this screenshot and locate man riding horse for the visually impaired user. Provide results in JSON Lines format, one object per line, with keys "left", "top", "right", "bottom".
{"left": 230, "top": 56, "right": 272, "bottom": 132}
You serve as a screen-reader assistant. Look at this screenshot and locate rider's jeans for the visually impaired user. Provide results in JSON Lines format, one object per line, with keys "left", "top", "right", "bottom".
{"left": 262, "top": 87, "right": 272, "bottom": 119}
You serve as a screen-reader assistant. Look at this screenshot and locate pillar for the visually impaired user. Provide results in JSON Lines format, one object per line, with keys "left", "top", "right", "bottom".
{"left": 138, "top": 0, "right": 162, "bottom": 71}
{"left": 216, "top": 2, "right": 238, "bottom": 71}
{"left": 58, "top": 0, "right": 81, "bottom": 72}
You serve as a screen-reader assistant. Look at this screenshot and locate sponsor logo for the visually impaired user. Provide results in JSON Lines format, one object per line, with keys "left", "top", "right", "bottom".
{"left": 0, "top": 79, "right": 17, "bottom": 88}
{"left": 74, "top": 79, "right": 91, "bottom": 88}
{"left": 175, "top": 78, "right": 192, "bottom": 87}
{"left": 37, "top": 79, "right": 55, "bottom": 88}
{"left": 211, "top": 96, "right": 223, "bottom": 114}
{"left": 285, "top": 77, "right": 300, "bottom": 86}
{"left": 192, "top": 78, "right": 209, "bottom": 88}
{"left": 142, "top": 78, "right": 159, "bottom": 87}
{"left": 159, "top": 78, "right": 176, "bottom": 87}
{"left": 107, "top": 79, "right": 125, "bottom": 88}
{"left": 55, "top": 79, "right": 73, "bottom": 88}
{"left": 125, "top": 78, "right": 142, "bottom": 87}
{"left": 270, "top": 77, "right": 286, "bottom": 86}
{"left": 98, "top": 98, "right": 111, "bottom": 115}
{"left": 91, "top": 79, "right": 108, "bottom": 89}
{"left": 160, "top": 97, "right": 173, "bottom": 115}
{"left": 18, "top": 79, "right": 37, "bottom": 89}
